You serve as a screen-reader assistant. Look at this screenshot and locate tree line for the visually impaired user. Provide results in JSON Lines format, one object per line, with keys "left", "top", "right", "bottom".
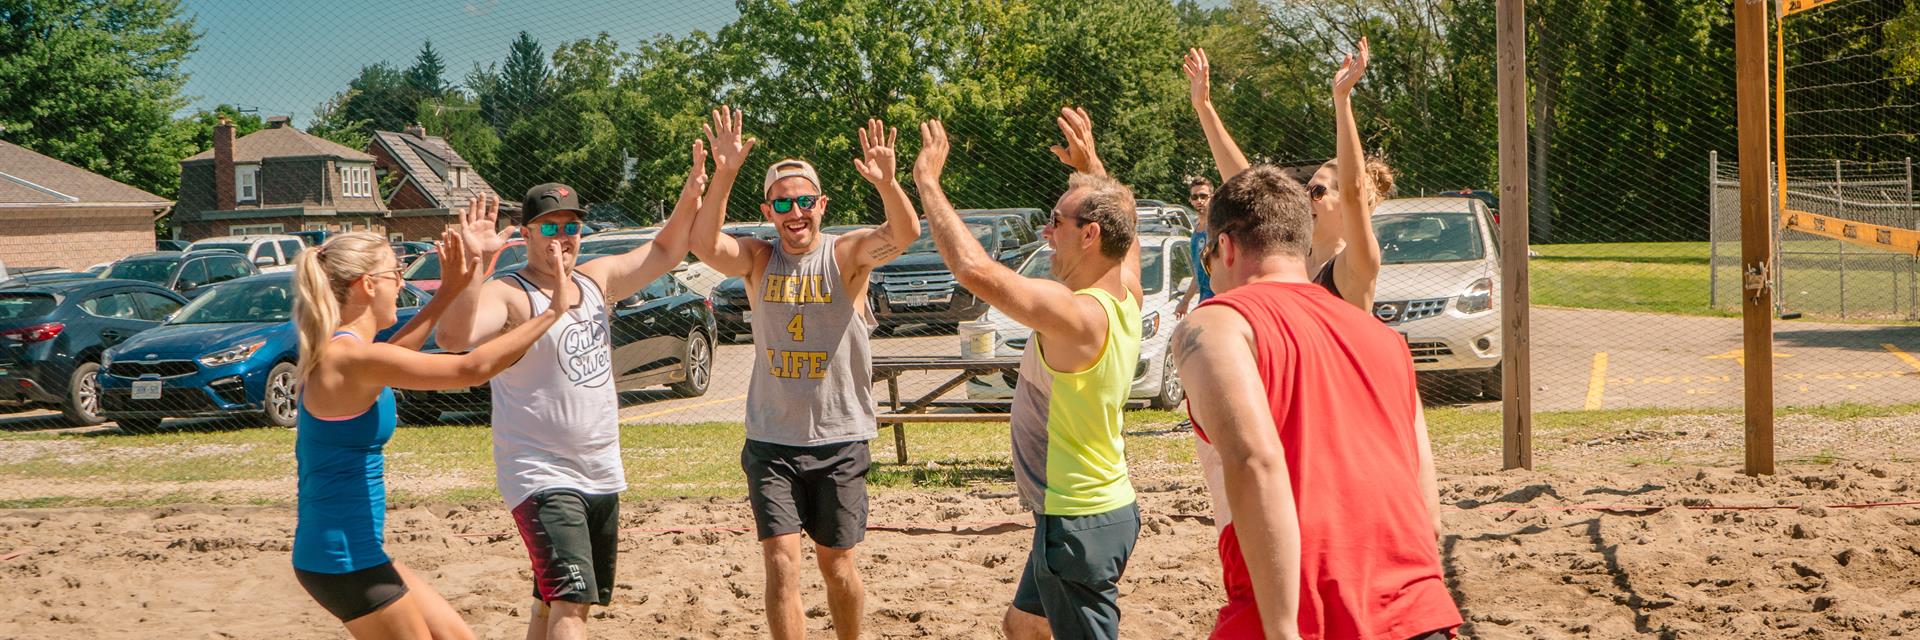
{"left": 5, "top": 0, "right": 1914, "bottom": 243}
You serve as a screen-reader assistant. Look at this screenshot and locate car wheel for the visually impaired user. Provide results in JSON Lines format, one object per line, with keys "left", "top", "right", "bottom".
{"left": 264, "top": 362, "right": 299, "bottom": 428}
{"left": 670, "top": 330, "right": 712, "bottom": 398}
{"left": 61, "top": 362, "right": 106, "bottom": 427}
{"left": 1479, "top": 363, "right": 1504, "bottom": 400}
{"left": 1149, "top": 352, "right": 1185, "bottom": 410}
{"left": 115, "top": 417, "right": 165, "bottom": 434}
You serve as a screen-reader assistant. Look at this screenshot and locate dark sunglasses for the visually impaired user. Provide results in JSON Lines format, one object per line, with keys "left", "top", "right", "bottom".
{"left": 1307, "top": 184, "right": 1329, "bottom": 202}
{"left": 769, "top": 195, "right": 821, "bottom": 214}
{"left": 537, "top": 222, "right": 583, "bottom": 237}
{"left": 1189, "top": 192, "right": 1212, "bottom": 202}
{"left": 358, "top": 267, "right": 404, "bottom": 283}
{"left": 1048, "top": 209, "right": 1089, "bottom": 228}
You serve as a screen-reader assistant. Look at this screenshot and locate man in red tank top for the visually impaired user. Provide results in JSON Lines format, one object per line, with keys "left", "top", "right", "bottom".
{"left": 1171, "top": 165, "right": 1461, "bottom": 640}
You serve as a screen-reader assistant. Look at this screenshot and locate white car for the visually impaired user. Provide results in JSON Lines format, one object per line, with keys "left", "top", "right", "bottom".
{"left": 1370, "top": 197, "right": 1504, "bottom": 398}
{"left": 185, "top": 235, "right": 307, "bottom": 273}
{"left": 964, "top": 232, "right": 1196, "bottom": 409}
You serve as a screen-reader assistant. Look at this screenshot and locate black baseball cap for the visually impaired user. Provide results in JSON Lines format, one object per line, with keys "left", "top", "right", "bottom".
{"left": 519, "top": 183, "right": 586, "bottom": 225}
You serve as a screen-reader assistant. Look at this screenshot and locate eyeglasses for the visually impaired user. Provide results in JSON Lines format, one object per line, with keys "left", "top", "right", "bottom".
{"left": 1201, "top": 231, "right": 1224, "bottom": 268}
{"left": 1048, "top": 209, "right": 1089, "bottom": 228}
{"left": 537, "top": 222, "right": 583, "bottom": 237}
{"left": 769, "top": 195, "right": 821, "bottom": 214}
{"left": 1189, "top": 192, "right": 1212, "bottom": 202}
{"left": 1307, "top": 184, "right": 1329, "bottom": 202}
{"left": 359, "top": 267, "right": 404, "bottom": 283}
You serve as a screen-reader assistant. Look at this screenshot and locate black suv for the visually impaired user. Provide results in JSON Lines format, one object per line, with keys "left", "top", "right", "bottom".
{"left": 0, "top": 279, "right": 187, "bottom": 425}
{"left": 98, "top": 251, "right": 259, "bottom": 300}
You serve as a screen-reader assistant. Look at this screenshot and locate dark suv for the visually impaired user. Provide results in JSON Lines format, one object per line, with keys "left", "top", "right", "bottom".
{"left": 0, "top": 279, "right": 187, "bottom": 425}
{"left": 98, "top": 251, "right": 259, "bottom": 299}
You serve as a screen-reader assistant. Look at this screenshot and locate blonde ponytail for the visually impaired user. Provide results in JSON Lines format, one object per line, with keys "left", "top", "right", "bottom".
{"left": 291, "top": 232, "right": 390, "bottom": 384}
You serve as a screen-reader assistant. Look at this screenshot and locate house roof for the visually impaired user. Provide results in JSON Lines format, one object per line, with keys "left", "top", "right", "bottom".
{"left": 0, "top": 141, "right": 171, "bottom": 207}
{"left": 371, "top": 129, "right": 515, "bottom": 210}
{"left": 182, "top": 126, "right": 376, "bottom": 164}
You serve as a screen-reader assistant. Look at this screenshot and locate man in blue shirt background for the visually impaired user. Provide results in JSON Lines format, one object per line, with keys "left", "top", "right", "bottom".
{"left": 1175, "top": 175, "right": 1214, "bottom": 317}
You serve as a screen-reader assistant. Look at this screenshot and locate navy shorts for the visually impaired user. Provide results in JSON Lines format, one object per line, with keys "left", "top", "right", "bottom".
{"left": 1012, "top": 502, "right": 1142, "bottom": 640}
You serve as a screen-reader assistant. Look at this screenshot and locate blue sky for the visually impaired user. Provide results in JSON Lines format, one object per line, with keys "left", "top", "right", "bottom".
{"left": 177, "top": 0, "right": 740, "bottom": 124}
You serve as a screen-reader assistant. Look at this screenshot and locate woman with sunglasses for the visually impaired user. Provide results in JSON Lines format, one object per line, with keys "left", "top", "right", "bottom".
{"left": 289, "top": 201, "right": 580, "bottom": 639}
{"left": 1185, "top": 39, "right": 1391, "bottom": 312}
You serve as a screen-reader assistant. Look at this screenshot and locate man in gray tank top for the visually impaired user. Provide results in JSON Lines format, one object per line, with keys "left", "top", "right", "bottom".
{"left": 689, "top": 106, "right": 922, "bottom": 640}
{"left": 434, "top": 140, "right": 711, "bottom": 640}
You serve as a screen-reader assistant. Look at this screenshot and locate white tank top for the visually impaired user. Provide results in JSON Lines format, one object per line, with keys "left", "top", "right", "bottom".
{"left": 488, "top": 272, "right": 625, "bottom": 507}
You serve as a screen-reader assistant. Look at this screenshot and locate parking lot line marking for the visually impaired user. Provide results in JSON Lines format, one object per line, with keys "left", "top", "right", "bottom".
{"left": 1884, "top": 344, "right": 1920, "bottom": 373}
{"left": 1584, "top": 352, "right": 1608, "bottom": 411}
{"left": 623, "top": 394, "right": 748, "bottom": 422}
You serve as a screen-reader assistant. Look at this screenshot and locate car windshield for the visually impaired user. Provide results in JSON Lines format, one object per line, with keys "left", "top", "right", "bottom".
{"left": 0, "top": 294, "right": 57, "bottom": 320}
{"left": 1376, "top": 212, "right": 1485, "bottom": 264}
{"left": 104, "top": 259, "right": 176, "bottom": 284}
{"left": 171, "top": 279, "right": 293, "bottom": 324}
{"left": 904, "top": 223, "right": 994, "bottom": 254}
{"left": 189, "top": 242, "right": 251, "bottom": 255}
{"left": 580, "top": 237, "right": 651, "bottom": 256}
{"left": 1017, "top": 245, "right": 1167, "bottom": 294}
{"left": 405, "top": 244, "right": 528, "bottom": 280}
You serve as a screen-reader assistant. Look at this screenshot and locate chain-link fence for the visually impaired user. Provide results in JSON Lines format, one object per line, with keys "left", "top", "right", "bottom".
{"left": 1, "top": 0, "right": 1917, "bottom": 505}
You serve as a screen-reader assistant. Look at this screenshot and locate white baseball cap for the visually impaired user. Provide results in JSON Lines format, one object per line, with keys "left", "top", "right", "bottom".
{"left": 762, "top": 159, "right": 821, "bottom": 197}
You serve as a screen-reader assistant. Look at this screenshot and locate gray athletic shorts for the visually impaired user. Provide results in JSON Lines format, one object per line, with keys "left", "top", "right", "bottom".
{"left": 1012, "top": 502, "right": 1142, "bottom": 640}
{"left": 741, "top": 439, "right": 870, "bottom": 549}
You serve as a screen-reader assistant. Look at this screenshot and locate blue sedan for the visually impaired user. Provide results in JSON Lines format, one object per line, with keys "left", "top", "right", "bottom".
{"left": 98, "top": 272, "right": 427, "bottom": 433}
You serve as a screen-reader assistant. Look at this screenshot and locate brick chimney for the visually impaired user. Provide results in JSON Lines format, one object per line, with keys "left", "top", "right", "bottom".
{"left": 213, "top": 117, "right": 236, "bottom": 211}
{"left": 266, "top": 115, "right": 291, "bottom": 129}
{"left": 404, "top": 123, "right": 427, "bottom": 139}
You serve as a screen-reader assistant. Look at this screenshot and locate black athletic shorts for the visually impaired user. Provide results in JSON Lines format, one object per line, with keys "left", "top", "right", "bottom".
{"left": 741, "top": 439, "right": 870, "bottom": 549}
{"left": 295, "top": 561, "right": 409, "bottom": 622}
{"left": 1012, "top": 502, "right": 1142, "bottom": 640}
{"left": 511, "top": 488, "right": 620, "bottom": 606}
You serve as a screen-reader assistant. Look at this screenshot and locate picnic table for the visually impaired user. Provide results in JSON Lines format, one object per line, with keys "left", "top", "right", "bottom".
{"left": 870, "top": 355, "right": 1023, "bottom": 463}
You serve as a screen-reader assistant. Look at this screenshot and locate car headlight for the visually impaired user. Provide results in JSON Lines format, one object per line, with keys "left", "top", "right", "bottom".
{"left": 1457, "top": 278, "right": 1495, "bottom": 314}
{"left": 1141, "top": 311, "right": 1161, "bottom": 340}
{"left": 101, "top": 350, "right": 114, "bottom": 369}
{"left": 868, "top": 271, "right": 885, "bottom": 285}
{"left": 199, "top": 341, "right": 265, "bottom": 367}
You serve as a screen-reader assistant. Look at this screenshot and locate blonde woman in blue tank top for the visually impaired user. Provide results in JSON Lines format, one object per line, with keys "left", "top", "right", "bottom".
{"left": 290, "top": 199, "right": 577, "bottom": 639}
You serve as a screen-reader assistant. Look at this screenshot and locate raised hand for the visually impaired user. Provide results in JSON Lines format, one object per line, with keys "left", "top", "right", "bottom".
{"left": 1333, "top": 37, "right": 1369, "bottom": 99}
{"left": 681, "top": 138, "right": 709, "bottom": 199}
{"left": 913, "top": 119, "right": 951, "bottom": 184}
{"left": 702, "top": 105, "right": 756, "bottom": 174}
{"left": 852, "top": 118, "right": 900, "bottom": 186}
{"left": 1048, "top": 106, "right": 1105, "bottom": 176}
{"left": 434, "top": 226, "right": 485, "bottom": 294}
{"left": 547, "top": 247, "right": 581, "bottom": 312}
{"left": 1183, "top": 47, "right": 1212, "bottom": 106}
{"left": 454, "top": 193, "right": 514, "bottom": 259}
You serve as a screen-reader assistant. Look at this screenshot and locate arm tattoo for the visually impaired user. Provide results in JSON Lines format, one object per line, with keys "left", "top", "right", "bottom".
{"left": 867, "top": 241, "right": 901, "bottom": 261}
{"left": 1171, "top": 322, "right": 1206, "bottom": 369}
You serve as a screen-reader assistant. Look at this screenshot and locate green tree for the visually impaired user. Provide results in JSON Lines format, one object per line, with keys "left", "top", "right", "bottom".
{"left": 416, "top": 92, "right": 501, "bottom": 185}
{"left": 405, "top": 40, "right": 449, "bottom": 98}
{"left": 307, "top": 90, "right": 373, "bottom": 150}
{"left": 0, "top": 0, "right": 198, "bottom": 197}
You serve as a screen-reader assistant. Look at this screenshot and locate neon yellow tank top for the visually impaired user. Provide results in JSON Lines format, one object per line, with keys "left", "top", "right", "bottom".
{"left": 1008, "top": 287, "right": 1140, "bottom": 515}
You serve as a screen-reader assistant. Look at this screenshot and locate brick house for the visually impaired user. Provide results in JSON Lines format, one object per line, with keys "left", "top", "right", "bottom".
{"left": 0, "top": 140, "right": 171, "bottom": 271}
{"left": 173, "top": 116, "right": 388, "bottom": 240}
{"left": 366, "top": 124, "right": 516, "bottom": 240}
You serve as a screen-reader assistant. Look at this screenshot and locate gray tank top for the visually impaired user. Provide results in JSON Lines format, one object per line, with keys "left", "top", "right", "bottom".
{"left": 745, "top": 235, "right": 877, "bottom": 446}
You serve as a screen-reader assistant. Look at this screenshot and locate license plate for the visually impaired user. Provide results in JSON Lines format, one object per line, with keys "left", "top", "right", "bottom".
{"left": 892, "top": 293, "right": 946, "bottom": 306}
{"left": 741, "top": 310, "right": 753, "bottom": 323}
{"left": 132, "top": 380, "right": 162, "bottom": 400}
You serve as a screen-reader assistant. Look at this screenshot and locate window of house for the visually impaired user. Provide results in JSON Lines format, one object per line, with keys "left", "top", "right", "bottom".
{"left": 236, "top": 165, "right": 259, "bottom": 203}
{"left": 304, "top": 222, "right": 326, "bottom": 231}
{"left": 229, "top": 223, "right": 284, "bottom": 235}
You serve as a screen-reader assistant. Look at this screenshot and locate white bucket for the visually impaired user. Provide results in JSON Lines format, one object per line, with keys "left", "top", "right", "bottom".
{"left": 959, "top": 320, "right": 997, "bottom": 360}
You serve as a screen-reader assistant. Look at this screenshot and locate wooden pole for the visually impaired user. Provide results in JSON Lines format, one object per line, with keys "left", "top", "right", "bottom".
{"left": 1736, "top": 0, "right": 1777, "bottom": 475}
{"left": 1497, "top": 0, "right": 1532, "bottom": 470}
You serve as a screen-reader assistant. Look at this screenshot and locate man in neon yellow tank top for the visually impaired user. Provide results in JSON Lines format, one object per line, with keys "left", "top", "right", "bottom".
{"left": 913, "top": 110, "right": 1143, "bottom": 640}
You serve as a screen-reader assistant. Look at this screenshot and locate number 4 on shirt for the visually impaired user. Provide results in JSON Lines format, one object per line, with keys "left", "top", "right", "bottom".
{"left": 787, "top": 314, "right": 805, "bottom": 342}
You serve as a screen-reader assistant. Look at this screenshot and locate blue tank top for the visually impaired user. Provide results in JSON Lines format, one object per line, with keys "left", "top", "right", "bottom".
{"left": 292, "top": 333, "right": 399, "bottom": 574}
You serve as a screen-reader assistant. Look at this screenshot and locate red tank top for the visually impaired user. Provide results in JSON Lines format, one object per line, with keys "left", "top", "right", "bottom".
{"left": 1191, "top": 281, "right": 1461, "bottom": 640}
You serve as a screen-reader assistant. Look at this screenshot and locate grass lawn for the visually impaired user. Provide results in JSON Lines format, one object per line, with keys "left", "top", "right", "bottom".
{"left": 7, "top": 402, "right": 1920, "bottom": 507}
{"left": 1530, "top": 241, "right": 1918, "bottom": 322}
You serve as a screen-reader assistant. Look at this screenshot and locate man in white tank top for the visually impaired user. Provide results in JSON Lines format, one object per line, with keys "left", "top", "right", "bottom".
{"left": 434, "top": 141, "right": 710, "bottom": 640}
{"left": 688, "top": 106, "right": 922, "bottom": 640}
